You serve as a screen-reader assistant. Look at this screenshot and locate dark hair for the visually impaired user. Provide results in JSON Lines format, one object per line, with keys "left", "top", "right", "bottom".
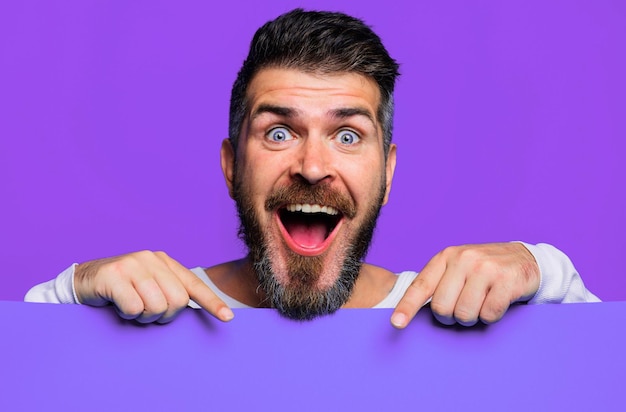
{"left": 228, "top": 9, "right": 400, "bottom": 156}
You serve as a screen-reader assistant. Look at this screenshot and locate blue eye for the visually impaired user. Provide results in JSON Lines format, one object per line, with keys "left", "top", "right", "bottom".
{"left": 336, "top": 130, "right": 359, "bottom": 145}
{"left": 267, "top": 127, "right": 293, "bottom": 142}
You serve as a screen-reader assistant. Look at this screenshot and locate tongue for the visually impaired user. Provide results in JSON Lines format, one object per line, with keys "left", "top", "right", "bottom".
{"left": 284, "top": 221, "right": 327, "bottom": 248}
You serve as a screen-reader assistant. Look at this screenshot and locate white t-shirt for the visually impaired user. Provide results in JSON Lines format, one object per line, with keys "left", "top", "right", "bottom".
{"left": 186, "top": 267, "right": 419, "bottom": 309}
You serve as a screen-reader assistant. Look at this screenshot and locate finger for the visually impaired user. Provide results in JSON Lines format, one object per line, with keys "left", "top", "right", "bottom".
{"left": 164, "top": 257, "right": 234, "bottom": 322}
{"left": 107, "top": 280, "right": 147, "bottom": 320}
{"left": 132, "top": 277, "right": 169, "bottom": 323}
{"left": 391, "top": 255, "right": 446, "bottom": 329}
{"left": 479, "top": 283, "right": 514, "bottom": 324}
{"left": 429, "top": 258, "right": 468, "bottom": 326}
{"left": 150, "top": 268, "right": 192, "bottom": 324}
{"left": 452, "top": 275, "right": 491, "bottom": 327}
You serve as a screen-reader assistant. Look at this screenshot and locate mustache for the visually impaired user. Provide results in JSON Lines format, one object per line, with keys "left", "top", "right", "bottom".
{"left": 265, "top": 180, "right": 357, "bottom": 219}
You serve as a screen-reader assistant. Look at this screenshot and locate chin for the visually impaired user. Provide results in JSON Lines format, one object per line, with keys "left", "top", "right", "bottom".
{"left": 253, "top": 242, "right": 361, "bottom": 321}
{"left": 271, "top": 240, "right": 345, "bottom": 290}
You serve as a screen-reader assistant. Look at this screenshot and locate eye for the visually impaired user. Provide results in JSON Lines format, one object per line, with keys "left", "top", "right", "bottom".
{"left": 336, "top": 130, "right": 360, "bottom": 145}
{"left": 267, "top": 127, "right": 294, "bottom": 142}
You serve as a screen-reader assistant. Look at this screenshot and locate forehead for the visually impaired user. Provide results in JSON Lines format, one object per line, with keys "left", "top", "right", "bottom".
{"left": 245, "top": 68, "right": 381, "bottom": 117}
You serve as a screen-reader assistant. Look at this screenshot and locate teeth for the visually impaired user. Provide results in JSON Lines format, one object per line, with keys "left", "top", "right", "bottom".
{"left": 285, "top": 203, "right": 339, "bottom": 215}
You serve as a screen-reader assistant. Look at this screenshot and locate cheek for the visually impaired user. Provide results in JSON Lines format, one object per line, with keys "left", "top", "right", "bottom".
{"left": 342, "top": 159, "right": 385, "bottom": 208}
{"left": 240, "top": 149, "right": 294, "bottom": 195}
{"left": 238, "top": 162, "right": 281, "bottom": 223}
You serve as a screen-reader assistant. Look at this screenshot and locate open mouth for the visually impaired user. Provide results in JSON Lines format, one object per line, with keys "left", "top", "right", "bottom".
{"left": 276, "top": 203, "right": 343, "bottom": 256}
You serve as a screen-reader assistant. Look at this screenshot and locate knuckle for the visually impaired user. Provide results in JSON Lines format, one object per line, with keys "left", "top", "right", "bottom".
{"left": 134, "top": 250, "right": 156, "bottom": 261}
{"left": 458, "top": 246, "right": 481, "bottom": 263}
{"left": 110, "top": 254, "right": 148, "bottom": 277}
{"left": 480, "top": 312, "right": 500, "bottom": 324}
{"left": 429, "top": 300, "right": 453, "bottom": 318}
{"left": 454, "top": 307, "right": 477, "bottom": 324}
{"left": 169, "top": 292, "right": 190, "bottom": 310}
{"left": 153, "top": 250, "right": 170, "bottom": 260}
{"left": 107, "top": 251, "right": 163, "bottom": 280}
{"left": 481, "top": 302, "right": 508, "bottom": 324}
{"left": 108, "top": 259, "right": 133, "bottom": 278}
{"left": 440, "top": 245, "right": 459, "bottom": 259}
{"left": 141, "top": 302, "right": 168, "bottom": 320}
{"left": 119, "top": 300, "right": 145, "bottom": 318}
{"left": 473, "top": 259, "right": 499, "bottom": 277}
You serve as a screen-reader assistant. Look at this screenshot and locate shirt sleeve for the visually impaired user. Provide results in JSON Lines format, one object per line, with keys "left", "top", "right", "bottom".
{"left": 24, "top": 264, "right": 80, "bottom": 304}
{"left": 516, "top": 242, "right": 601, "bottom": 304}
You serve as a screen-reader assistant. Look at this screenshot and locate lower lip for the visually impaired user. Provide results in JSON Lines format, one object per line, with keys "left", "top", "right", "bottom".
{"left": 275, "top": 213, "right": 343, "bottom": 257}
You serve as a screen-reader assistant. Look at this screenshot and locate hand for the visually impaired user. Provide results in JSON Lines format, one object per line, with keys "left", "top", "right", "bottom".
{"left": 390, "top": 243, "right": 540, "bottom": 328}
{"left": 74, "top": 251, "right": 234, "bottom": 324}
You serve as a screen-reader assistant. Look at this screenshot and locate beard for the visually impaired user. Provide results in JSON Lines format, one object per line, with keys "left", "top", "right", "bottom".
{"left": 233, "top": 175, "right": 386, "bottom": 321}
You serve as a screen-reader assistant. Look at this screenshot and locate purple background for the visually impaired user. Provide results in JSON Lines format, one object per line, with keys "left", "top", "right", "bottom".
{"left": 1, "top": 1, "right": 624, "bottom": 301}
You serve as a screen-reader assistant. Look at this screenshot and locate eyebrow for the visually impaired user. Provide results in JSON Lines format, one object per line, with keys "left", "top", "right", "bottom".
{"left": 329, "top": 107, "right": 377, "bottom": 128}
{"left": 251, "top": 104, "right": 298, "bottom": 120}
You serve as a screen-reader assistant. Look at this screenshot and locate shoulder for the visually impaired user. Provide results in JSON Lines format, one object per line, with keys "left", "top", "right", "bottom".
{"left": 372, "top": 270, "right": 419, "bottom": 308}
{"left": 188, "top": 261, "right": 253, "bottom": 309}
{"left": 360, "top": 263, "right": 417, "bottom": 287}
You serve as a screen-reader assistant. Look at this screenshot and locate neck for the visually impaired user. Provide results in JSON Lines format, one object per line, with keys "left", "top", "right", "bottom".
{"left": 203, "top": 257, "right": 397, "bottom": 309}
{"left": 204, "top": 258, "right": 268, "bottom": 307}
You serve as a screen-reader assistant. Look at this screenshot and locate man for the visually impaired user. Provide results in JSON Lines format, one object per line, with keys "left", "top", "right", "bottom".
{"left": 25, "top": 9, "right": 599, "bottom": 327}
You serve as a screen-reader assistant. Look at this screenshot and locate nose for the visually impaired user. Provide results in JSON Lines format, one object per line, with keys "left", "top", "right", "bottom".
{"left": 291, "top": 137, "right": 334, "bottom": 185}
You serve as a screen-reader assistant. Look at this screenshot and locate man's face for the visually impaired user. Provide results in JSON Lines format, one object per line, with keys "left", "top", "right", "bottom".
{"left": 221, "top": 68, "right": 396, "bottom": 319}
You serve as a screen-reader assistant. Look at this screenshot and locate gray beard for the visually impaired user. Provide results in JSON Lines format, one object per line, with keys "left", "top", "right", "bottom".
{"left": 233, "top": 178, "right": 386, "bottom": 321}
{"left": 251, "top": 245, "right": 362, "bottom": 320}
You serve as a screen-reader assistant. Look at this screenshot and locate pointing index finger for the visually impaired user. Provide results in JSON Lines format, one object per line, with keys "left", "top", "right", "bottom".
{"left": 165, "top": 259, "right": 234, "bottom": 322}
{"left": 391, "top": 255, "right": 446, "bottom": 329}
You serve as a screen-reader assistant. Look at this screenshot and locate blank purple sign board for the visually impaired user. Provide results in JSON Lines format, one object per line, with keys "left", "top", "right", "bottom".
{"left": 0, "top": 301, "right": 624, "bottom": 410}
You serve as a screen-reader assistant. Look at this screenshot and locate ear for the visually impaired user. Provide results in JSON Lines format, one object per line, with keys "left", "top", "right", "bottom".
{"left": 220, "top": 138, "right": 236, "bottom": 199}
{"left": 382, "top": 143, "right": 397, "bottom": 205}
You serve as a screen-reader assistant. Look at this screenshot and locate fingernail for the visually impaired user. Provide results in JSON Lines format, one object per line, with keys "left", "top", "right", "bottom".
{"left": 219, "top": 307, "right": 234, "bottom": 321}
{"left": 391, "top": 313, "right": 407, "bottom": 328}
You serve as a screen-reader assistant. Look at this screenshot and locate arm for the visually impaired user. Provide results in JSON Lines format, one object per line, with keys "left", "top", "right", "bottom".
{"left": 24, "top": 251, "right": 234, "bottom": 324}
{"left": 391, "top": 242, "right": 599, "bottom": 328}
